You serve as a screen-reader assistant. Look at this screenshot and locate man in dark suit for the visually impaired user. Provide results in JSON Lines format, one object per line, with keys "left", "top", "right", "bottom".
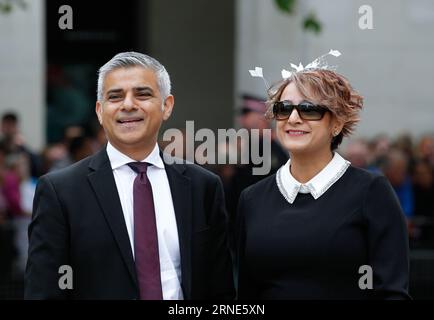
{"left": 25, "top": 52, "right": 235, "bottom": 300}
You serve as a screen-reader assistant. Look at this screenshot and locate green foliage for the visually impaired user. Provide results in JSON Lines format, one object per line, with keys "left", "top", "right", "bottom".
{"left": 303, "top": 12, "right": 321, "bottom": 34}
{"left": 0, "top": 0, "right": 27, "bottom": 14}
{"left": 274, "top": 0, "right": 322, "bottom": 34}
{"left": 275, "top": 0, "right": 296, "bottom": 14}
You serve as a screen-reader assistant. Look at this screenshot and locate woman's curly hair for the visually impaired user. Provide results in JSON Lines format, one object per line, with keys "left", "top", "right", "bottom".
{"left": 265, "top": 70, "right": 364, "bottom": 151}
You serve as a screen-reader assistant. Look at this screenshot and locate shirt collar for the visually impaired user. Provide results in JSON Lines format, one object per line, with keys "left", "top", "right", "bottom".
{"left": 106, "top": 142, "right": 165, "bottom": 170}
{"left": 276, "top": 152, "right": 350, "bottom": 204}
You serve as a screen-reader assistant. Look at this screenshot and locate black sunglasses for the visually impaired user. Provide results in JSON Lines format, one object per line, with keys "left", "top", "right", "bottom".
{"left": 273, "top": 100, "right": 329, "bottom": 121}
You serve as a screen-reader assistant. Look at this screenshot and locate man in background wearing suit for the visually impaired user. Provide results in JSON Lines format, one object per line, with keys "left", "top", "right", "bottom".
{"left": 25, "top": 52, "right": 235, "bottom": 300}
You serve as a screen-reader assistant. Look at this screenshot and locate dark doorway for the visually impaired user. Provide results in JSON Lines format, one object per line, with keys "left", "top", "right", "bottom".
{"left": 45, "top": 0, "right": 140, "bottom": 143}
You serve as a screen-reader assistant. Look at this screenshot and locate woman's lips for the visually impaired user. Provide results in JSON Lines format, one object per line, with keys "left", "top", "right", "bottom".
{"left": 285, "top": 130, "right": 309, "bottom": 136}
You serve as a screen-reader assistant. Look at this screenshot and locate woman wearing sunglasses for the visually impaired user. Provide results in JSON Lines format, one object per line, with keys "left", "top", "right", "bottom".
{"left": 236, "top": 66, "right": 410, "bottom": 299}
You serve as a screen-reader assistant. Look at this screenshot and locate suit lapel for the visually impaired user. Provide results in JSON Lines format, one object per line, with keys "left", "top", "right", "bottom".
{"left": 87, "top": 148, "right": 138, "bottom": 290}
{"left": 163, "top": 153, "right": 193, "bottom": 299}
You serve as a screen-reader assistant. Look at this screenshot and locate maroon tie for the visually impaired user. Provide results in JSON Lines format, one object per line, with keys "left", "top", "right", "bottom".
{"left": 128, "top": 162, "right": 163, "bottom": 300}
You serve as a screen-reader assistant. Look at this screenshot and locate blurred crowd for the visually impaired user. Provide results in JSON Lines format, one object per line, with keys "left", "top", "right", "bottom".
{"left": 0, "top": 112, "right": 106, "bottom": 287}
{"left": 0, "top": 101, "right": 433, "bottom": 296}
{"left": 343, "top": 134, "right": 434, "bottom": 248}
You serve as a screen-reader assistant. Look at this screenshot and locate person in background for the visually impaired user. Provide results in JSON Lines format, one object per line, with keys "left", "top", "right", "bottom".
{"left": 224, "top": 94, "right": 287, "bottom": 255}
{"left": 226, "top": 95, "right": 287, "bottom": 214}
{"left": 8, "top": 152, "right": 35, "bottom": 275}
{"left": 369, "top": 134, "right": 391, "bottom": 169}
{"left": 91, "top": 125, "right": 108, "bottom": 153}
{"left": 49, "top": 134, "right": 94, "bottom": 172}
{"left": 412, "top": 159, "right": 434, "bottom": 218}
{"left": 0, "top": 112, "right": 41, "bottom": 178}
{"left": 416, "top": 134, "right": 434, "bottom": 167}
{"left": 0, "top": 142, "right": 17, "bottom": 282}
{"left": 343, "top": 138, "right": 370, "bottom": 169}
{"left": 381, "top": 148, "right": 414, "bottom": 219}
{"left": 411, "top": 159, "right": 434, "bottom": 245}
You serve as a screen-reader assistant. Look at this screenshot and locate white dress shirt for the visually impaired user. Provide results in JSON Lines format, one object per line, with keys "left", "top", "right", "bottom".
{"left": 276, "top": 152, "right": 351, "bottom": 204}
{"left": 106, "top": 142, "right": 184, "bottom": 300}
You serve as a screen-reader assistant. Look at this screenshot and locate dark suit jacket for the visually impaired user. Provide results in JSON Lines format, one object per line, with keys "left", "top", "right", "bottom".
{"left": 25, "top": 148, "right": 235, "bottom": 300}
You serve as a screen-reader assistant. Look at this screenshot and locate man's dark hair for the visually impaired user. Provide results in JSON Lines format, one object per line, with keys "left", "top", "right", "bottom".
{"left": 2, "top": 112, "right": 18, "bottom": 123}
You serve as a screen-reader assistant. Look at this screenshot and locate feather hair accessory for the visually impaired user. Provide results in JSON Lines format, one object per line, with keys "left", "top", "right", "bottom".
{"left": 249, "top": 49, "right": 342, "bottom": 90}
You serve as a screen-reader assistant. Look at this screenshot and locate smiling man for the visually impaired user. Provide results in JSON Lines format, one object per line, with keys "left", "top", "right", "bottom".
{"left": 25, "top": 52, "right": 235, "bottom": 300}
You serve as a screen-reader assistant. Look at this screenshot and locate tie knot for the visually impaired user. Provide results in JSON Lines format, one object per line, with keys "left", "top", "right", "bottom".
{"left": 128, "top": 162, "right": 149, "bottom": 174}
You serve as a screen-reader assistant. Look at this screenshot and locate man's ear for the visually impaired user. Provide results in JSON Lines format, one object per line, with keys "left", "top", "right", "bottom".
{"left": 95, "top": 101, "right": 103, "bottom": 125}
{"left": 162, "top": 95, "right": 174, "bottom": 121}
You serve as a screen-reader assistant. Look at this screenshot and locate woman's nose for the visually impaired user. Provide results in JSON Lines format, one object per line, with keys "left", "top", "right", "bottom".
{"left": 287, "top": 108, "right": 302, "bottom": 123}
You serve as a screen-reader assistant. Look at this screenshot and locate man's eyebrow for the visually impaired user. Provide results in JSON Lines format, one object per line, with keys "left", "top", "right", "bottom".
{"left": 134, "top": 86, "right": 154, "bottom": 93}
{"left": 105, "top": 86, "right": 154, "bottom": 96}
{"left": 106, "top": 88, "right": 123, "bottom": 96}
